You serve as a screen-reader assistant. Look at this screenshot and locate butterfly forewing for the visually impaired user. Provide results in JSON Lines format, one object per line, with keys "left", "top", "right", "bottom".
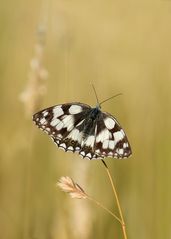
{"left": 33, "top": 102, "right": 132, "bottom": 159}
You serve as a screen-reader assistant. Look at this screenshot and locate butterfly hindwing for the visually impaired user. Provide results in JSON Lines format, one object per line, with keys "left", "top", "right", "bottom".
{"left": 33, "top": 102, "right": 132, "bottom": 159}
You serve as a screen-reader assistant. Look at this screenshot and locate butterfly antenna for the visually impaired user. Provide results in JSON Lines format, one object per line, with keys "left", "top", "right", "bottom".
{"left": 91, "top": 83, "right": 100, "bottom": 107}
{"left": 99, "top": 93, "right": 123, "bottom": 106}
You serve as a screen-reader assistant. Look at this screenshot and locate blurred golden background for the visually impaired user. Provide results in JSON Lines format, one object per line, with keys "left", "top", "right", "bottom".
{"left": 0, "top": 1, "right": 171, "bottom": 238}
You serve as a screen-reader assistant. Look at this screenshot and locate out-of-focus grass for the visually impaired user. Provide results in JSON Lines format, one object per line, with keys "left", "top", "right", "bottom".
{"left": 0, "top": 1, "right": 171, "bottom": 239}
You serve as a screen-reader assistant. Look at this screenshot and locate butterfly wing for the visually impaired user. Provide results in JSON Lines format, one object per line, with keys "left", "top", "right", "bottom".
{"left": 75, "top": 111, "right": 132, "bottom": 159}
{"left": 33, "top": 102, "right": 92, "bottom": 152}
{"left": 93, "top": 112, "right": 132, "bottom": 159}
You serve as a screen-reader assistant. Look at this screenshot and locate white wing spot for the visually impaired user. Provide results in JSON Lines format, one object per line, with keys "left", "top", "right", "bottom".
{"left": 108, "top": 152, "right": 113, "bottom": 156}
{"left": 56, "top": 121, "right": 63, "bottom": 130}
{"left": 40, "top": 118, "right": 47, "bottom": 125}
{"left": 109, "top": 140, "right": 115, "bottom": 150}
{"left": 69, "top": 105, "right": 82, "bottom": 114}
{"left": 96, "top": 129, "right": 111, "bottom": 143}
{"left": 68, "top": 129, "right": 83, "bottom": 143}
{"left": 84, "top": 136, "right": 95, "bottom": 147}
{"left": 43, "top": 111, "right": 48, "bottom": 117}
{"left": 68, "top": 146, "right": 74, "bottom": 151}
{"left": 53, "top": 106, "right": 64, "bottom": 117}
{"left": 86, "top": 153, "right": 92, "bottom": 158}
{"left": 113, "top": 131, "right": 124, "bottom": 144}
{"left": 59, "top": 143, "right": 66, "bottom": 149}
{"left": 80, "top": 151, "right": 85, "bottom": 157}
{"left": 102, "top": 140, "right": 109, "bottom": 149}
{"left": 104, "top": 117, "right": 115, "bottom": 130}
{"left": 123, "top": 142, "right": 128, "bottom": 148}
{"left": 75, "top": 146, "right": 81, "bottom": 151}
{"left": 62, "top": 115, "right": 74, "bottom": 131}
{"left": 95, "top": 149, "right": 100, "bottom": 154}
{"left": 50, "top": 118, "right": 61, "bottom": 127}
{"left": 118, "top": 148, "right": 124, "bottom": 155}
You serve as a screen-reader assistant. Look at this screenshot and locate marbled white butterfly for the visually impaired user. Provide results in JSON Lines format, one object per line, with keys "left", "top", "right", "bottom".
{"left": 33, "top": 91, "right": 132, "bottom": 159}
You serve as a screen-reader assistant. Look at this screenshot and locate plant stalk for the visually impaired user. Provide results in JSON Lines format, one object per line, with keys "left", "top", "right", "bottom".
{"left": 101, "top": 160, "right": 127, "bottom": 239}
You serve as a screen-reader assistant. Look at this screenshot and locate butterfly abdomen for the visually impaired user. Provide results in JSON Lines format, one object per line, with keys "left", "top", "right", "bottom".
{"left": 81, "top": 107, "right": 100, "bottom": 137}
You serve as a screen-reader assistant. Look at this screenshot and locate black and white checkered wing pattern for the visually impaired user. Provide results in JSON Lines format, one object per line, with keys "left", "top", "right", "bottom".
{"left": 33, "top": 103, "right": 132, "bottom": 160}
{"left": 93, "top": 112, "right": 132, "bottom": 159}
{"left": 33, "top": 102, "right": 91, "bottom": 152}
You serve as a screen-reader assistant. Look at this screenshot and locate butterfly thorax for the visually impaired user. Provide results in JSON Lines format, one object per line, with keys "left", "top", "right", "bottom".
{"left": 81, "top": 106, "right": 101, "bottom": 137}
{"left": 89, "top": 106, "right": 101, "bottom": 120}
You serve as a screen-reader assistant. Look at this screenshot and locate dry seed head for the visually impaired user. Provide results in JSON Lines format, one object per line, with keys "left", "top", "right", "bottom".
{"left": 57, "top": 176, "right": 87, "bottom": 199}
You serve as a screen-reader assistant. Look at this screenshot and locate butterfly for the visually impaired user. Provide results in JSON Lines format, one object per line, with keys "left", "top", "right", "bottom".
{"left": 33, "top": 95, "right": 132, "bottom": 160}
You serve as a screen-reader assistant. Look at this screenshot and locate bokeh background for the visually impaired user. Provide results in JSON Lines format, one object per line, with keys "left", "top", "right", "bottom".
{"left": 0, "top": 1, "right": 171, "bottom": 239}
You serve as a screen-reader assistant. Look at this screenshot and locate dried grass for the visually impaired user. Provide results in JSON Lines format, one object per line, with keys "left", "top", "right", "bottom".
{"left": 20, "top": 26, "right": 48, "bottom": 117}
{"left": 57, "top": 160, "right": 128, "bottom": 239}
{"left": 57, "top": 175, "right": 123, "bottom": 225}
{"left": 57, "top": 176, "right": 87, "bottom": 199}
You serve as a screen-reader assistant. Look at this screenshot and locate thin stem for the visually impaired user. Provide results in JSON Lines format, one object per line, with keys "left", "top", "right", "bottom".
{"left": 101, "top": 160, "right": 127, "bottom": 239}
{"left": 87, "top": 195, "right": 122, "bottom": 224}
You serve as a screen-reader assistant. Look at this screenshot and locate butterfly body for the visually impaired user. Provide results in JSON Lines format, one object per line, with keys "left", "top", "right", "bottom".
{"left": 80, "top": 106, "right": 100, "bottom": 136}
{"left": 33, "top": 102, "right": 132, "bottom": 160}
